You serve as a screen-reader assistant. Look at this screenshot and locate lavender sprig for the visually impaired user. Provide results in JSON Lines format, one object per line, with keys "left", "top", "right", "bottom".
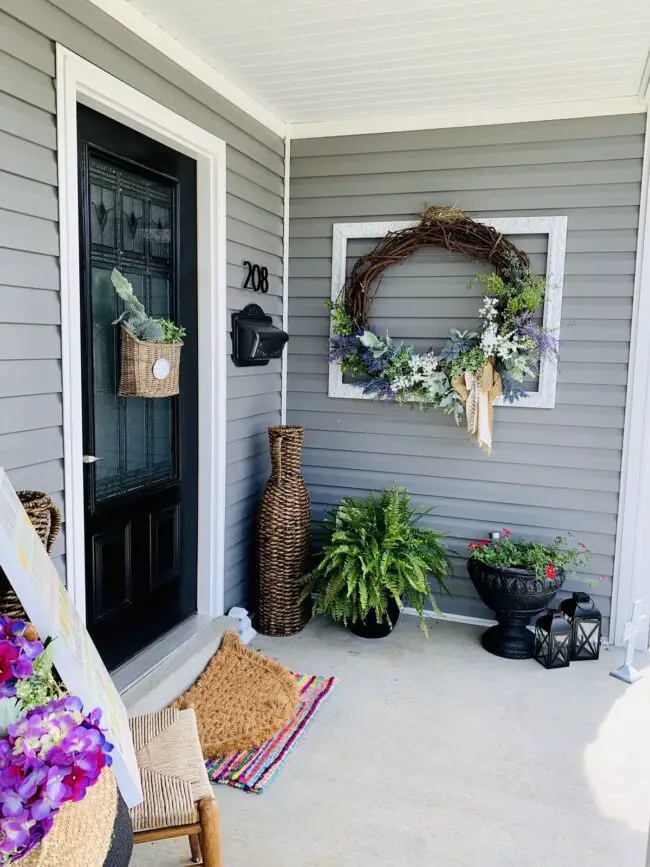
{"left": 498, "top": 365, "right": 528, "bottom": 403}
{"left": 514, "top": 312, "right": 559, "bottom": 359}
{"left": 362, "top": 378, "right": 396, "bottom": 402}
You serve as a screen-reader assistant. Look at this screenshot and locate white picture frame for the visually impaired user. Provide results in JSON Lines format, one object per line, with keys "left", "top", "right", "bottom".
{"left": 328, "top": 216, "right": 568, "bottom": 409}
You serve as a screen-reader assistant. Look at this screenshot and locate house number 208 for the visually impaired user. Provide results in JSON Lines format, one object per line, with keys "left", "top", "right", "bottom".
{"left": 242, "top": 261, "right": 269, "bottom": 293}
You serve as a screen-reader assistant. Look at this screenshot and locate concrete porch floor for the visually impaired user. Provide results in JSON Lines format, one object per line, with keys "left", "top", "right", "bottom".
{"left": 129, "top": 616, "right": 650, "bottom": 867}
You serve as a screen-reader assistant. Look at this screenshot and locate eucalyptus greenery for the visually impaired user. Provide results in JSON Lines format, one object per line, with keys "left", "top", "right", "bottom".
{"left": 302, "top": 486, "right": 450, "bottom": 633}
{"left": 111, "top": 269, "right": 185, "bottom": 343}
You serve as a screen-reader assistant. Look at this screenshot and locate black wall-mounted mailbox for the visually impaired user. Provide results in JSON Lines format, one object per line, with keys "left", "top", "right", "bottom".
{"left": 231, "top": 303, "right": 289, "bottom": 367}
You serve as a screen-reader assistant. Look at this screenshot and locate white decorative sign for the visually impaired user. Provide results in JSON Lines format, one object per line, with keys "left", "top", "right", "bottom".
{"left": 328, "top": 216, "right": 568, "bottom": 409}
{"left": 152, "top": 357, "right": 171, "bottom": 380}
{"left": 0, "top": 469, "right": 142, "bottom": 807}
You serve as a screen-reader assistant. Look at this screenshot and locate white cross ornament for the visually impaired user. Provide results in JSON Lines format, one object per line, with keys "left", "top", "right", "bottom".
{"left": 610, "top": 599, "right": 647, "bottom": 684}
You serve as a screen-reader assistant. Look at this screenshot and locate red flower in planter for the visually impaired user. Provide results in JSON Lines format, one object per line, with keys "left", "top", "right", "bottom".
{"left": 502, "top": 528, "right": 512, "bottom": 537}
{"left": 545, "top": 565, "right": 557, "bottom": 580}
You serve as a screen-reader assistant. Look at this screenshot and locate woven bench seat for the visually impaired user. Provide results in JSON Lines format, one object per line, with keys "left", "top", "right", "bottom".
{"left": 129, "top": 707, "right": 222, "bottom": 866}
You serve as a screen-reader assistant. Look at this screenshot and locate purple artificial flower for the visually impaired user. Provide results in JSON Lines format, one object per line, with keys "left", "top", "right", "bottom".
{"left": 0, "top": 644, "right": 20, "bottom": 691}
{"left": 513, "top": 312, "right": 559, "bottom": 359}
{"left": 0, "top": 790, "right": 24, "bottom": 819}
{"left": 0, "top": 618, "right": 44, "bottom": 699}
{"left": 0, "top": 811, "right": 31, "bottom": 854}
{"left": 0, "top": 698, "right": 112, "bottom": 861}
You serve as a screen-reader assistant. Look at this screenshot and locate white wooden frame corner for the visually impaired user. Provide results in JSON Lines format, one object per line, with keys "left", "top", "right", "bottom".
{"left": 56, "top": 46, "right": 227, "bottom": 623}
{"left": 328, "top": 217, "right": 567, "bottom": 409}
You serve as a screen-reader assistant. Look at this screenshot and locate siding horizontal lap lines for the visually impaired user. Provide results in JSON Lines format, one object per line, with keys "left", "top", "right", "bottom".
{"left": 288, "top": 114, "right": 645, "bottom": 635}
{"left": 0, "top": 3, "right": 286, "bottom": 607}
{"left": 0, "top": 11, "right": 65, "bottom": 557}
{"left": 290, "top": 185, "right": 642, "bottom": 219}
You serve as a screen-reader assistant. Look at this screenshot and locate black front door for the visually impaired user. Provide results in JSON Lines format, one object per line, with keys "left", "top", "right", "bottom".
{"left": 77, "top": 105, "right": 198, "bottom": 670}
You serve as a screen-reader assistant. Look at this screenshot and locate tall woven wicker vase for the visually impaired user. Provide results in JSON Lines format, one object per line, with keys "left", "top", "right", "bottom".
{"left": 257, "top": 425, "right": 311, "bottom": 636}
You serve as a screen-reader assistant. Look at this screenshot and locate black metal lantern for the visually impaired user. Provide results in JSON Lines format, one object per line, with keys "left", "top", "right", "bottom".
{"left": 559, "top": 592, "right": 602, "bottom": 661}
{"left": 534, "top": 610, "right": 572, "bottom": 669}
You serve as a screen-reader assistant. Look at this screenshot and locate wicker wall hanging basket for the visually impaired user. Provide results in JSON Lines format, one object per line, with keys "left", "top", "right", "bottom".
{"left": 118, "top": 324, "right": 182, "bottom": 398}
{"left": 0, "top": 491, "right": 62, "bottom": 621}
{"left": 256, "top": 425, "right": 312, "bottom": 637}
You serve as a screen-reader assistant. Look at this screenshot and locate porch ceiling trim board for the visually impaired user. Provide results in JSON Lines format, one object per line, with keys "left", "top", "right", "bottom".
{"left": 84, "top": 0, "right": 286, "bottom": 137}
{"left": 56, "top": 46, "right": 228, "bottom": 621}
{"left": 640, "top": 50, "right": 650, "bottom": 100}
{"left": 612, "top": 109, "right": 650, "bottom": 649}
{"left": 288, "top": 99, "right": 647, "bottom": 140}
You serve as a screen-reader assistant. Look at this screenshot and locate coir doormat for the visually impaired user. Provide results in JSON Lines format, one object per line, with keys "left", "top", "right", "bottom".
{"left": 172, "top": 631, "right": 299, "bottom": 756}
{"left": 206, "top": 672, "right": 338, "bottom": 794}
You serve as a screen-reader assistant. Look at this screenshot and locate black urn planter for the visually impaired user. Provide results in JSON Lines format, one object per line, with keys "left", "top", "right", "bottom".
{"left": 348, "top": 598, "right": 401, "bottom": 639}
{"left": 467, "top": 559, "right": 565, "bottom": 659}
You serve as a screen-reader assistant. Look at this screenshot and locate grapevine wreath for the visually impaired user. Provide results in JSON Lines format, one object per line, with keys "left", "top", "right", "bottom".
{"left": 328, "top": 206, "right": 558, "bottom": 453}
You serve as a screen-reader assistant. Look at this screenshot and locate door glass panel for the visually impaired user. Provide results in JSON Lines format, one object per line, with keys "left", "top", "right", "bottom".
{"left": 87, "top": 153, "right": 176, "bottom": 504}
{"left": 90, "top": 183, "right": 115, "bottom": 248}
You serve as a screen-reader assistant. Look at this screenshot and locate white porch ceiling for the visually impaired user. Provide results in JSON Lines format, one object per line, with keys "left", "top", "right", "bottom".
{"left": 126, "top": 0, "right": 650, "bottom": 125}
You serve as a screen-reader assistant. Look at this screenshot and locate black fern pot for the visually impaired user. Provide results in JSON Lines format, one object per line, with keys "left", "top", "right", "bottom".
{"left": 348, "top": 597, "right": 401, "bottom": 639}
{"left": 467, "top": 560, "right": 566, "bottom": 659}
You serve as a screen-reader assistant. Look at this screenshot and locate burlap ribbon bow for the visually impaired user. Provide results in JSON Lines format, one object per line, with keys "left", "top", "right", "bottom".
{"left": 451, "top": 359, "right": 502, "bottom": 454}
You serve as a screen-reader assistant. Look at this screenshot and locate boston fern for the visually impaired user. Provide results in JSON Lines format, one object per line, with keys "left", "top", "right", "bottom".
{"left": 302, "top": 487, "right": 450, "bottom": 633}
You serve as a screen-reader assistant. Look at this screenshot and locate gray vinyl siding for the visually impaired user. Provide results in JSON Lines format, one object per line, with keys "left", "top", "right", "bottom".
{"left": 288, "top": 115, "right": 645, "bottom": 636}
{"left": 0, "top": 0, "right": 286, "bottom": 607}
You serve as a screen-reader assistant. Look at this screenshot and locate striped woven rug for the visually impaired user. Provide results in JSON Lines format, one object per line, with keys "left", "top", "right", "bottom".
{"left": 205, "top": 672, "right": 338, "bottom": 794}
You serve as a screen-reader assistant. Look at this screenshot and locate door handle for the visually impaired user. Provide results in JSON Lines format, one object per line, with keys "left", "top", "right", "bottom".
{"left": 82, "top": 455, "right": 103, "bottom": 464}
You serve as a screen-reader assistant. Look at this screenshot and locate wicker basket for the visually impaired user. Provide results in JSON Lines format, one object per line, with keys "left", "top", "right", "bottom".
{"left": 118, "top": 324, "right": 182, "bottom": 398}
{"left": 21, "top": 769, "right": 133, "bottom": 867}
{"left": 0, "top": 491, "right": 62, "bottom": 621}
{"left": 256, "top": 426, "right": 311, "bottom": 637}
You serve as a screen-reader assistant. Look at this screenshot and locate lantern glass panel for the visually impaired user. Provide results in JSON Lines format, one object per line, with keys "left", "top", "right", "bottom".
{"left": 559, "top": 593, "right": 602, "bottom": 661}
{"left": 534, "top": 632, "right": 549, "bottom": 660}
{"left": 534, "top": 612, "right": 572, "bottom": 669}
{"left": 550, "top": 633, "right": 571, "bottom": 668}
{"left": 573, "top": 620, "right": 601, "bottom": 661}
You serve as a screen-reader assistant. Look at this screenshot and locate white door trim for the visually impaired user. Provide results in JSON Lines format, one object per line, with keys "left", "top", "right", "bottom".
{"left": 612, "top": 109, "right": 650, "bottom": 648}
{"left": 56, "top": 45, "right": 227, "bottom": 623}
{"left": 280, "top": 134, "right": 290, "bottom": 424}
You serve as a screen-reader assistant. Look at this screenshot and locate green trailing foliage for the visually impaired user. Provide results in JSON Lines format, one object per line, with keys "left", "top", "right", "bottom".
{"left": 472, "top": 258, "right": 546, "bottom": 329}
{"left": 15, "top": 640, "right": 64, "bottom": 713}
{"left": 302, "top": 486, "right": 450, "bottom": 633}
{"left": 467, "top": 530, "right": 592, "bottom": 583}
{"left": 158, "top": 319, "right": 187, "bottom": 344}
{"left": 111, "top": 269, "right": 185, "bottom": 343}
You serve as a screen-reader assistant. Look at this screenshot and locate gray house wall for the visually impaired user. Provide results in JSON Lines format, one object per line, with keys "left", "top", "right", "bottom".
{"left": 0, "top": 0, "right": 286, "bottom": 608}
{"left": 288, "top": 115, "right": 645, "bottom": 636}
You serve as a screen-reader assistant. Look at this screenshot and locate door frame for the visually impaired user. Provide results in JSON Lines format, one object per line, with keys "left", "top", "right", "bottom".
{"left": 56, "top": 46, "right": 227, "bottom": 624}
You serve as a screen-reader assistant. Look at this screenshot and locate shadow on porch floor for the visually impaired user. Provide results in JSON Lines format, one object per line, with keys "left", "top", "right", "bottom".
{"left": 130, "top": 615, "right": 650, "bottom": 867}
